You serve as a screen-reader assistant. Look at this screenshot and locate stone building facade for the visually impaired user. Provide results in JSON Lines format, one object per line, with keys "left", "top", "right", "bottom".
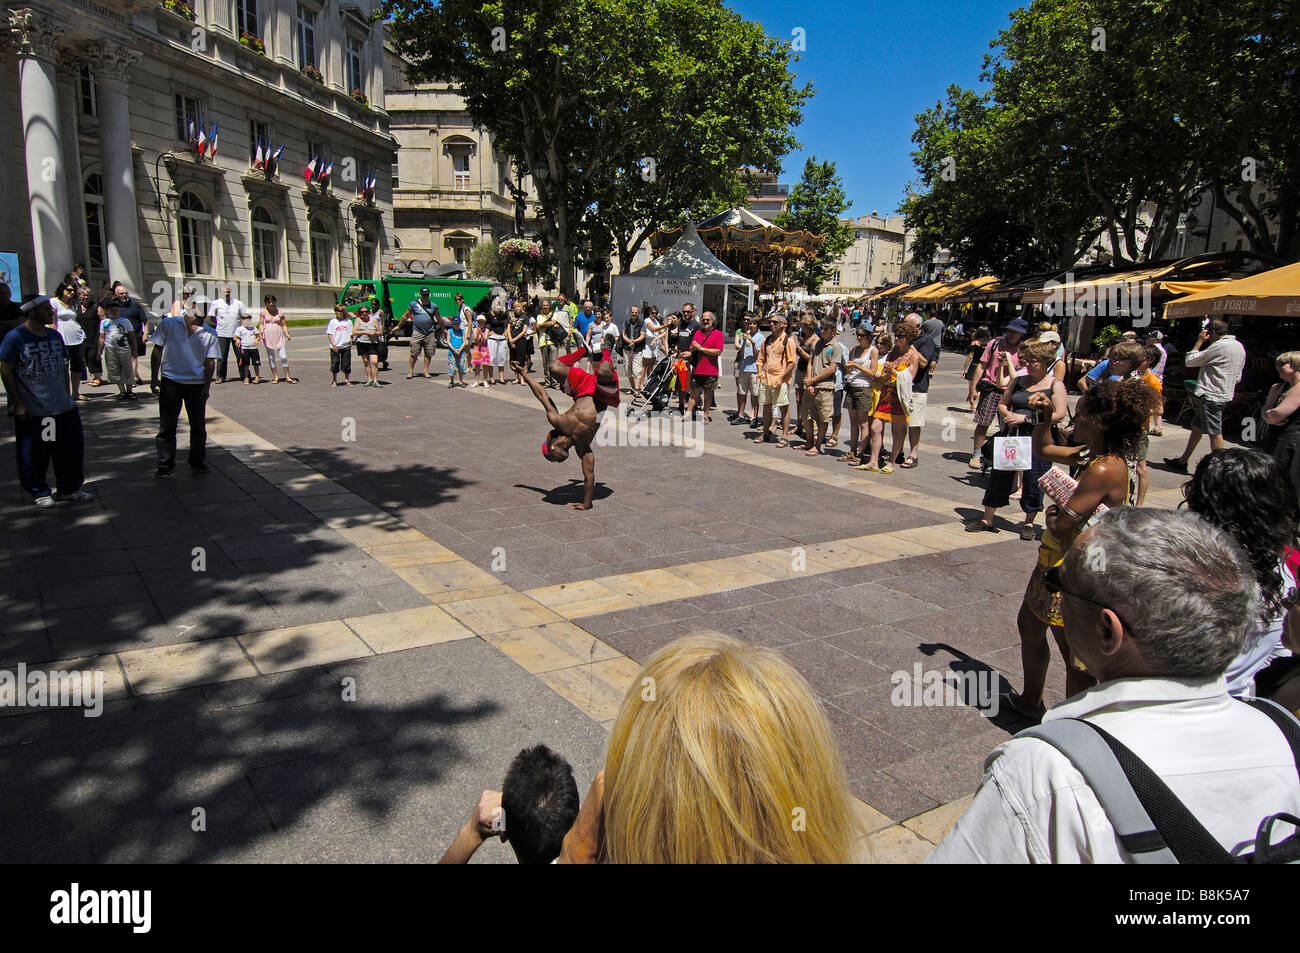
{"left": 825, "top": 213, "right": 906, "bottom": 294}
{"left": 2, "top": 0, "right": 394, "bottom": 318}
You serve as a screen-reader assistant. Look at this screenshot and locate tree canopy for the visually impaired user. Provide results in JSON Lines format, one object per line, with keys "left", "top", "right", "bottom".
{"left": 384, "top": 0, "right": 810, "bottom": 295}
{"left": 902, "top": 0, "right": 1300, "bottom": 278}
{"left": 775, "top": 157, "right": 854, "bottom": 294}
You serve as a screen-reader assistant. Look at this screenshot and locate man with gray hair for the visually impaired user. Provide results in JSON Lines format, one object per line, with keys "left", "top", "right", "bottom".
{"left": 929, "top": 508, "right": 1300, "bottom": 863}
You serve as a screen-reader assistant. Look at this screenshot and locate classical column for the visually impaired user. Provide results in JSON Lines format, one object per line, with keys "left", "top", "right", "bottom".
{"left": 56, "top": 54, "right": 87, "bottom": 269}
{"left": 9, "top": 8, "right": 71, "bottom": 294}
{"left": 95, "top": 48, "right": 141, "bottom": 293}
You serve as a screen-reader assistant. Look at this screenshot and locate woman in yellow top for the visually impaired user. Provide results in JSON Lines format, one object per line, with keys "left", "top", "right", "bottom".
{"left": 1004, "top": 377, "right": 1162, "bottom": 719}
{"left": 859, "top": 322, "right": 921, "bottom": 474}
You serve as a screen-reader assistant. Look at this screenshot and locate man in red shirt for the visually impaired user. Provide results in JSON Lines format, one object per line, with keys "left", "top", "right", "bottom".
{"left": 686, "top": 310, "right": 725, "bottom": 422}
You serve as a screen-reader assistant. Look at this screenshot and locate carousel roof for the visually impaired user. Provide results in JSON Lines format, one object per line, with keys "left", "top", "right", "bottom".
{"left": 650, "top": 208, "right": 824, "bottom": 261}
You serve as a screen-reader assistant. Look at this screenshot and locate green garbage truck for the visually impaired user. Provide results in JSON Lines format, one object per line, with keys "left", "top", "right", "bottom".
{"left": 337, "top": 270, "right": 500, "bottom": 339}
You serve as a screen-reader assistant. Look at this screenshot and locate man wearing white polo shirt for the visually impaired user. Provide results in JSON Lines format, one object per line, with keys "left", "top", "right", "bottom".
{"left": 150, "top": 307, "right": 220, "bottom": 478}
{"left": 207, "top": 285, "right": 250, "bottom": 383}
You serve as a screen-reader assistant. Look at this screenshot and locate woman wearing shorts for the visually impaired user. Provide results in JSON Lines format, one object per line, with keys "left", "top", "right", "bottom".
{"left": 260, "top": 295, "right": 295, "bottom": 383}
{"left": 840, "top": 327, "right": 879, "bottom": 465}
{"left": 352, "top": 305, "right": 383, "bottom": 387}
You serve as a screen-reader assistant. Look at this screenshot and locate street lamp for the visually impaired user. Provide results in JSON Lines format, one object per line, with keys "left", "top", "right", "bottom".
{"left": 166, "top": 187, "right": 180, "bottom": 219}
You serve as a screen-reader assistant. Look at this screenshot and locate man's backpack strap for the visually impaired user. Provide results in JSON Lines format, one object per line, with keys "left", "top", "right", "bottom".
{"left": 1018, "top": 720, "right": 1180, "bottom": 863}
{"left": 1244, "top": 697, "right": 1300, "bottom": 785}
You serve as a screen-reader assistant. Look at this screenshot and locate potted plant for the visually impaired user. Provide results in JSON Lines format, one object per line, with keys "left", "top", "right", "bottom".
{"left": 350, "top": 88, "right": 368, "bottom": 106}
{"left": 161, "top": 0, "right": 195, "bottom": 21}
{"left": 239, "top": 32, "right": 265, "bottom": 55}
{"left": 302, "top": 64, "right": 323, "bottom": 83}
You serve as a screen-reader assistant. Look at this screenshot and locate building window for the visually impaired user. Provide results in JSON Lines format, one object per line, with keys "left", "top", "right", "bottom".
{"left": 296, "top": 4, "right": 317, "bottom": 70}
{"left": 391, "top": 151, "right": 399, "bottom": 190}
{"left": 498, "top": 159, "right": 511, "bottom": 197}
{"left": 249, "top": 119, "right": 270, "bottom": 166}
{"left": 309, "top": 216, "right": 333, "bottom": 285}
{"left": 84, "top": 173, "right": 106, "bottom": 271}
{"left": 178, "top": 190, "right": 213, "bottom": 277}
{"left": 450, "top": 240, "right": 473, "bottom": 266}
{"left": 452, "top": 150, "right": 471, "bottom": 191}
{"left": 346, "top": 35, "right": 364, "bottom": 95}
{"left": 236, "top": 0, "right": 259, "bottom": 37}
{"left": 175, "top": 93, "right": 202, "bottom": 144}
{"left": 251, "top": 206, "right": 281, "bottom": 282}
{"left": 307, "top": 139, "right": 325, "bottom": 170}
{"left": 79, "top": 65, "right": 97, "bottom": 118}
{"left": 357, "top": 228, "right": 376, "bottom": 279}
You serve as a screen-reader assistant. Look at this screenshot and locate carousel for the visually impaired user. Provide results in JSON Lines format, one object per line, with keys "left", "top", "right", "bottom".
{"left": 648, "top": 208, "right": 824, "bottom": 294}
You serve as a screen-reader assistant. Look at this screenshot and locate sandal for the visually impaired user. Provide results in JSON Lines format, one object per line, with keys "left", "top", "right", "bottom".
{"left": 406, "top": 374, "right": 416, "bottom": 379}
{"left": 854, "top": 463, "right": 880, "bottom": 472}
{"left": 900, "top": 456, "right": 918, "bottom": 469}
{"left": 1003, "top": 691, "right": 1047, "bottom": 720}
{"left": 775, "top": 439, "right": 789, "bottom": 448}
{"left": 1019, "top": 524, "right": 1037, "bottom": 541}
{"left": 880, "top": 463, "right": 895, "bottom": 474}
{"left": 752, "top": 434, "right": 770, "bottom": 444}
{"left": 842, "top": 455, "right": 860, "bottom": 465}
{"left": 826, "top": 437, "right": 838, "bottom": 448}
{"left": 804, "top": 448, "right": 821, "bottom": 457}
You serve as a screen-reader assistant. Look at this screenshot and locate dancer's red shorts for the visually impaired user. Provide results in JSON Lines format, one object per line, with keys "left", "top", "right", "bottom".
{"left": 561, "top": 365, "right": 620, "bottom": 409}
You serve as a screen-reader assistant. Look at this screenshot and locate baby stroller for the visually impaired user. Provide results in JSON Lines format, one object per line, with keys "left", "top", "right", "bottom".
{"left": 627, "top": 357, "right": 688, "bottom": 418}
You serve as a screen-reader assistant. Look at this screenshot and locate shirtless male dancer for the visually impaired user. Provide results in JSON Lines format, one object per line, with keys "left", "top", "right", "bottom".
{"left": 514, "top": 343, "right": 619, "bottom": 510}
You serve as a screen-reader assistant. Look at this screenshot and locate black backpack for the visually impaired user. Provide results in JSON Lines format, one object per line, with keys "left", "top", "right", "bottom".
{"left": 1021, "top": 697, "right": 1300, "bottom": 863}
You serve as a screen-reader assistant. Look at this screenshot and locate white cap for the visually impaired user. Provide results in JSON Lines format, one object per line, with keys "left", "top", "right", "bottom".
{"left": 19, "top": 295, "right": 51, "bottom": 312}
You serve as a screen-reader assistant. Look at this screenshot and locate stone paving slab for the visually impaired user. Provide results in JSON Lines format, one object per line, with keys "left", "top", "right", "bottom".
{"left": 0, "top": 345, "right": 1215, "bottom": 861}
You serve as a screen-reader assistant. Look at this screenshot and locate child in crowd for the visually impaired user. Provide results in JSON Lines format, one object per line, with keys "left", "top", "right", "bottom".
{"left": 326, "top": 305, "right": 353, "bottom": 386}
{"left": 234, "top": 314, "right": 261, "bottom": 384}
{"left": 471, "top": 315, "right": 490, "bottom": 387}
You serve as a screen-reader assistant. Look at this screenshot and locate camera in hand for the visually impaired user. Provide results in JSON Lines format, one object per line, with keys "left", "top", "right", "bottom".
{"left": 1027, "top": 406, "right": 1048, "bottom": 425}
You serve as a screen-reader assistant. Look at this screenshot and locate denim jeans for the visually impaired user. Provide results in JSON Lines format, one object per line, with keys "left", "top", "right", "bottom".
{"left": 13, "top": 409, "right": 84, "bottom": 498}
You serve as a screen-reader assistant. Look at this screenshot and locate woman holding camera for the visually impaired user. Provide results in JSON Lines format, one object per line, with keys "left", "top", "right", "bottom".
{"left": 965, "top": 339, "right": 1067, "bottom": 539}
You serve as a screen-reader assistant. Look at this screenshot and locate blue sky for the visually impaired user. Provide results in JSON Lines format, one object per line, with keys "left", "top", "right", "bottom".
{"left": 730, "top": 0, "right": 1024, "bottom": 218}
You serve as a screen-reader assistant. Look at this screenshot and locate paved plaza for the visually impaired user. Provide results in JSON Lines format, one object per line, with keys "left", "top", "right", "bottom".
{"left": 0, "top": 336, "right": 1194, "bottom": 862}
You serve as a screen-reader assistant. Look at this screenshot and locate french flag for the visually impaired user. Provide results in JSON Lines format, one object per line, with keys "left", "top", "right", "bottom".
{"left": 196, "top": 125, "right": 207, "bottom": 156}
{"left": 209, "top": 123, "right": 219, "bottom": 158}
{"left": 254, "top": 140, "right": 264, "bottom": 170}
{"left": 304, "top": 155, "right": 317, "bottom": 183}
{"left": 319, "top": 159, "right": 333, "bottom": 181}
{"left": 267, "top": 144, "right": 284, "bottom": 175}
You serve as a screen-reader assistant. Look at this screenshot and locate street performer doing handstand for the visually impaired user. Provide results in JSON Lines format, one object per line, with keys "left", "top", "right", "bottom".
{"left": 514, "top": 342, "right": 619, "bottom": 511}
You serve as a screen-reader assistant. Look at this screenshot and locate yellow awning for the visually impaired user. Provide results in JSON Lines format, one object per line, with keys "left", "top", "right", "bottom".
{"left": 1020, "top": 266, "right": 1171, "bottom": 305}
{"left": 899, "top": 281, "right": 947, "bottom": 301}
{"left": 868, "top": 284, "right": 910, "bottom": 300}
{"left": 1164, "top": 261, "right": 1300, "bottom": 319}
{"left": 931, "top": 275, "right": 999, "bottom": 301}
{"left": 1157, "top": 280, "right": 1230, "bottom": 297}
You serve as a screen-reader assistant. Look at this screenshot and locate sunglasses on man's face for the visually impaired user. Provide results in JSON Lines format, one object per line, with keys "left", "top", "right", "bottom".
{"left": 1043, "top": 564, "right": 1131, "bottom": 630}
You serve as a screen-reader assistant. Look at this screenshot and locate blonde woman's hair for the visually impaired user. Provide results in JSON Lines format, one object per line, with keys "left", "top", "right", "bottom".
{"left": 603, "top": 633, "right": 861, "bottom": 864}
{"left": 1276, "top": 351, "right": 1300, "bottom": 371}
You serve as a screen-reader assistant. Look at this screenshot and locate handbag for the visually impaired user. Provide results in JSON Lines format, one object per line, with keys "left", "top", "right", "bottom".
{"left": 992, "top": 434, "right": 1032, "bottom": 471}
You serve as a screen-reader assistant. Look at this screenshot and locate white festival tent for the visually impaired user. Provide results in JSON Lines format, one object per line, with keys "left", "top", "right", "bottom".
{"left": 609, "top": 222, "right": 755, "bottom": 334}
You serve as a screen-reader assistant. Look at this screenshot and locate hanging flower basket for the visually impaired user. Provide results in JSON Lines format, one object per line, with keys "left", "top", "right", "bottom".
{"left": 239, "top": 32, "right": 265, "bottom": 55}
{"left": 302, "top": 64, "right": 324, "bottom": 83}
{"left": 498, "top": 238, "right": 542, "bottom": 263}
{"left": 350, "top": 88, "right": 368, "bottom": 106}
{"left": 162, "top": 0, "right": 196, "bottom": 20}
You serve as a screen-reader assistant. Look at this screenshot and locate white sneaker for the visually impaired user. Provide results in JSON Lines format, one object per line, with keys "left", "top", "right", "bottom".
{"left": 34, "top": 495, "right": 56, "bottom": 508}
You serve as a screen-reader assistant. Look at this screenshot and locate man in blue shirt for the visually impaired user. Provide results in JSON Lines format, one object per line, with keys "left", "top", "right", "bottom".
{"left": 574, "top": 300, "right": 596, "bottom": 342}
{"left": 150, "top": 307, "right": 220, "bottom": 477}
{"left": 0, "top": 295, "right": 91, "bottom": 506}
{"left": 404, "top": 288, "right": 441, "bottom": 379}
{"left": 112, "top": 282, "right": 151, "bottom": 384}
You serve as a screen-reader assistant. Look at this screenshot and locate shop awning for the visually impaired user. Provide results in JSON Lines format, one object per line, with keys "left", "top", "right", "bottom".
{"left": 899, "top": 281, "right": 947, "bottom": 301}
{"left": 1020, "top": 265, "right": 1171, "bottom": 306}
{"left": 929, "top": 275, "right": 999, "bottom": 301}
{"left": 1157, "top": 280, "right": 1230, "bottom": 297}
{"left": 1164, "top": 261, "right": 1300, "bottom": 319}
{"left": 868, "top": 284, "right": 910, "bottom": 300}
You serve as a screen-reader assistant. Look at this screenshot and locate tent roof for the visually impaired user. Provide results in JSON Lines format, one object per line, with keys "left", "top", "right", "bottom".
{"left": 696, "top": 207, "right": 775, "bottom": 229}
{"left": 1164, "top": 260, "right": 1300, "bottom": 319}
{"left": 629, "top": 222, "right": 752, "bottom": 283}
